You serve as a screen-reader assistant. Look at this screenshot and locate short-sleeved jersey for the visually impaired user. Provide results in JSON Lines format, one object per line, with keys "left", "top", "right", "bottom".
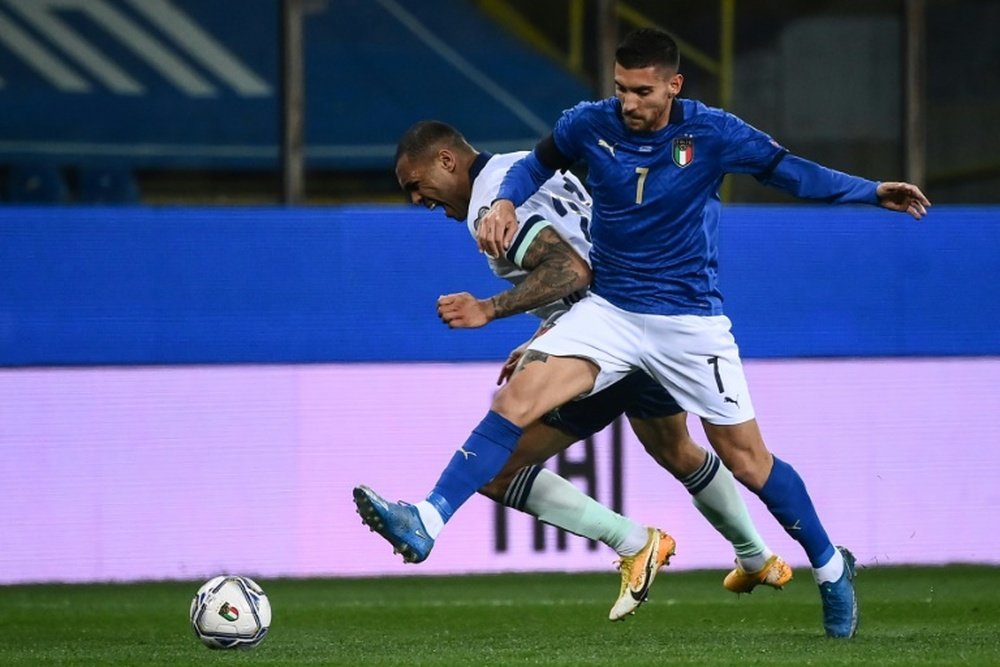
{"left": 467, "top": 151, "right": 593, "bottom": 321}
{"left": 551, "top": 97, "right": 795, "bottom": 316}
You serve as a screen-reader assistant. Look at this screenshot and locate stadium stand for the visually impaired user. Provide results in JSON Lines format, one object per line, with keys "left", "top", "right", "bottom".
{"left": 0, "top": 0, "right": 590, "bottom": 172}
{"left": 3, "top": 163, "right": 69, "bottom": 203}
{"left": 75, "top": 166, "right": 140, "bottom": 204}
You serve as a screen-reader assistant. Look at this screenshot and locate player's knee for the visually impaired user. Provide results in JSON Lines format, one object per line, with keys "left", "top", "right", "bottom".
{"left": 478, "top": 460, "right": 520, "bottom": 502}
{"left": 477, "top": 476, "right": 508, "bottom": 502}
{"left": 490, "top": 385, "right": 538, "bottom": 426}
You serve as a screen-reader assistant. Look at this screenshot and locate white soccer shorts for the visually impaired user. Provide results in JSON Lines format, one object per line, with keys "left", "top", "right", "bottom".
{"left": 527, "top": 293, "right": 755, "bottom": 425}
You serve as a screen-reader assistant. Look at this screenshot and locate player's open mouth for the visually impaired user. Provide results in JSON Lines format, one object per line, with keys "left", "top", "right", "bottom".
{"left": 424, "top": 199, "right": 441, "bottom": 211}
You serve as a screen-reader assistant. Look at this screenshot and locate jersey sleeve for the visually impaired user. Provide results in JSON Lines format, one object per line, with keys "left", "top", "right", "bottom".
{"left": 496, "top": 104, "right": 593, "bottom": 206}
{"left": 551, "top": 103, "right": 588, "bottom": 163}
{"left": 719, "top": 112, "right": 787, "bottom": 175}
{"left": 757, "top": 153, "right": 879, "bottom": 204}
{"left": 496, "top": 152, "right": 555, "bottom": 207}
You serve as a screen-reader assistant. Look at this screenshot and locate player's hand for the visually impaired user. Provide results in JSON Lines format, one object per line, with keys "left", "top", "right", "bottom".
{"left": 477, "top": 199, "right": 518, "bottom": 258}
{"left": 496, "top": 342, "right": 528, "bottom": 385}
{"left": 876, "top": 182, "right": 931, "bottom": 220}
{"left": 437, "top": 292, "right": 494, "bottom": 329}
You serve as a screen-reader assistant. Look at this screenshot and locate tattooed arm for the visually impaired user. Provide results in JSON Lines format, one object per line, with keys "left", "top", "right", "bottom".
{"left": 436, "top": 226, "right": 591, "bottom": 328}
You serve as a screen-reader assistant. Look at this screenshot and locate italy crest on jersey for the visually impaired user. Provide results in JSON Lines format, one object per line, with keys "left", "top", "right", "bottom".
{"left": 672, "top": 136, "right": 694, "bottom": 168}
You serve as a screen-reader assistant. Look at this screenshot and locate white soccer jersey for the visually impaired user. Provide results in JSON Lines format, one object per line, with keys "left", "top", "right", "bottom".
{"left": 467, "top": 151, "right": 594, "bottom": 320}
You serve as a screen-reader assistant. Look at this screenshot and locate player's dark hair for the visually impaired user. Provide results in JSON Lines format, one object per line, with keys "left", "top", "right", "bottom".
{"left": 615, "top": 27, "right": 680, "bottom": 71}
{"left": 395, "top": 120, "right": 471, "bottom": 162}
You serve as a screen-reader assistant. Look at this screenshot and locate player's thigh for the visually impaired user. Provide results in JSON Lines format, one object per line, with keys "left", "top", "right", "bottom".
{"left": 642, "top": 314, "right": 756, "bottom": 425}
{"left": 492, "top": 354, "right": 597, "bottom": 426}
{"left": 479, "top": 421, "right": 578, "bottom": 502}
{"left": 528, "top": 294, "right": 640, "bottom": 396}
{"left": 544, "top": 370, "right": 672, "bottom": 439}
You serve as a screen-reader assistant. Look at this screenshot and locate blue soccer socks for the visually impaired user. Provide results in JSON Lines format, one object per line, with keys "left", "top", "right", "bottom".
{"left": 755, "top": 456, "right": 836, "bottom": 568}
{"left": 426, "top": 410, "right": 522, "bottom": 524}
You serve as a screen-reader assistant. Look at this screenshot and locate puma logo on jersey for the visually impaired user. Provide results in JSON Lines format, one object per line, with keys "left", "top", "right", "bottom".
{"left": 597, "top": 139, "right": 616, "bottom": 157}
{"left": 458, "top": 447, "right": 477, "bottom": 460}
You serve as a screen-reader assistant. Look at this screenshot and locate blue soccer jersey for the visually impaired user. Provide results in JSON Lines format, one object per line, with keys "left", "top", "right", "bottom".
{"left": 498, "top": 97, "right": 880, "bottom": 315}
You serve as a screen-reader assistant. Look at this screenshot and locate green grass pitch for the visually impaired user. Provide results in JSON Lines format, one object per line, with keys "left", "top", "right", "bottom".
{"left": 1, "top": 566, "right": 998, "bottom": 666}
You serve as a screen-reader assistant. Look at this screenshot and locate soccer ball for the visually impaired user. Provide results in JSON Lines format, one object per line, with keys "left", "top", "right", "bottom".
{"left": 189, "top": 575, "right": 271, "bottom": 649}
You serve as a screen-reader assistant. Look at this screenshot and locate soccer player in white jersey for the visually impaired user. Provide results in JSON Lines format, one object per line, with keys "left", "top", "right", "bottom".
{"left": 354, "top": 120, "right": 791, "bottom": 621}
{"left": 470, "top": 29, "right": 931, "bottom": 638}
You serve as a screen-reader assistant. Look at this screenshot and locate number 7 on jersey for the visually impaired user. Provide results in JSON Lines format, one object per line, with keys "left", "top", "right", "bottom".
{"left": 634, "top": 167, "right": 649, "bottom": 204}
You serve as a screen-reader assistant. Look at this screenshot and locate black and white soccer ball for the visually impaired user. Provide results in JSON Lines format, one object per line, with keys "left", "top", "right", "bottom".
{"left": 189, "top": 575, "right": 272, "bottom": 649}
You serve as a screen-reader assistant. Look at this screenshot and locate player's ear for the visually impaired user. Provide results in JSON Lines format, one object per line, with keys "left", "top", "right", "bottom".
{"left": 669, "top": 73, "right": 684, "bottom": 97}
{"left": 438, "top": 148, "right": 456, "bottom": 172}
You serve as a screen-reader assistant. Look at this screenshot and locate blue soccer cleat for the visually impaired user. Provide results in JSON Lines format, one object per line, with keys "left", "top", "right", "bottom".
{"left": 819, "top": 546, "right": 859, "bottom": 638}
{"left": 353, "top": 485, "right": 434, "bottom": 564}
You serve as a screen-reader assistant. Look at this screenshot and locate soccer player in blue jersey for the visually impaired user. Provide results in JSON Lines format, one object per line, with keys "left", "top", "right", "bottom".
{"left": 358, "top": 29, "right": 930, "bottom": 638}
{"left": 355, "top": 120, "right": 791, "bottom": 621}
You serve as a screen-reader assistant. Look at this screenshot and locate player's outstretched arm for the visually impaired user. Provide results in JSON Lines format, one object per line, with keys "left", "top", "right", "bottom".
{"left": 876, "top": 181, "right": 932, "bottom": 219}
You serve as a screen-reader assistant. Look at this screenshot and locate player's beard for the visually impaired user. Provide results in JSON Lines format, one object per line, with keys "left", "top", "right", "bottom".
{"left": 622, "top": 104, "right": 668, "bottom": 133}
{"left": 622, "top": 113, "right": 647, "bottom": 131}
